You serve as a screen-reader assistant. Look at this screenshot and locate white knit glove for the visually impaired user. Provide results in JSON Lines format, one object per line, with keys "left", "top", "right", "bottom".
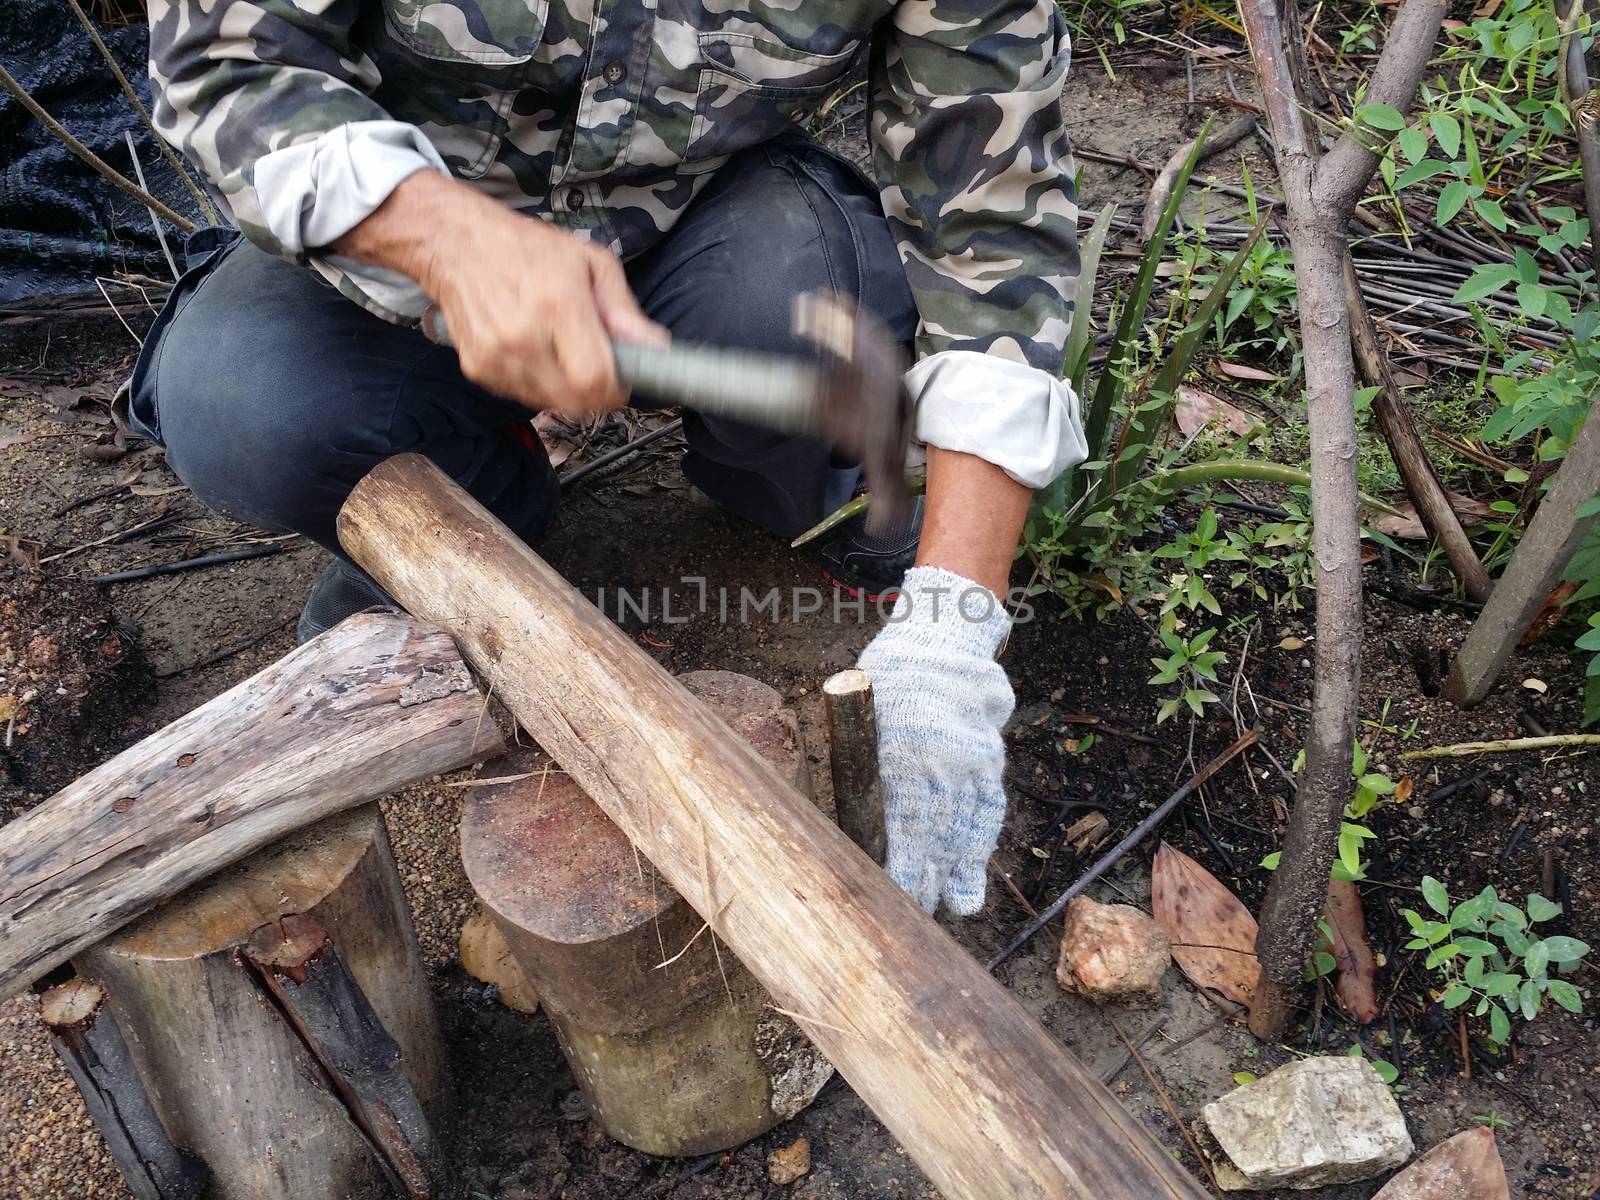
{"left": 857, "top": 566, "right": 1014, "bottom": 915}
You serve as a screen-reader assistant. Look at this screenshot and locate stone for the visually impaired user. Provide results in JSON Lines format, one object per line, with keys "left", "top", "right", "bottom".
{"left": 1373, "top": 1128, "right": 1508, "bottom": 1200}
{"left": 1201, "top": 1055, "right": 1413, "bottom": 1191}
{"left": 1055, "top": 896, "right": 1170, "bottom": 1004}
{"left": 767, "top": 1136, "right": 812, "bottom": 1186}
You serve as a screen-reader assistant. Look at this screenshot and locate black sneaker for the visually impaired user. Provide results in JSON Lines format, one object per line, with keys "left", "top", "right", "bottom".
{"left": 296, "top": 559, "right": 397, "bottom": 644}
{"left": 814, "top": 496, "right": 923, "bottom": 600}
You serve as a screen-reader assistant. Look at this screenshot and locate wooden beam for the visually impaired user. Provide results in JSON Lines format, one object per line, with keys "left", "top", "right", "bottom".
{"left": 0, "top": 612, "right": 502, "bottom": 998}
{"left": 338, "top": 454, "right": 1210, "bottom": 1200}
{"left": 1445, "top": 394, "right": 1600, "bottom": 706}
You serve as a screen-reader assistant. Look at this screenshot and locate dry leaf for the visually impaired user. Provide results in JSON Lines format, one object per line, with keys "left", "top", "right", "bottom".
{"left": 1322, "top": 879, "right": 1379, "bottom": 1023}
{"left": 0, "top": 428, "right": 36, "bottom": 451}
{"left": 1521, "top": 678, "right": 1548, "bottom": 694}
{"left": 129, "top": 483, "right": 187, "bottom": 498}
{"left": 1373, "top": 1127, "right": 1508, "bottom": 1200}
{"left": 1151, "top": 842, "right": 1261, "bottom": 1006}
{"left": 1395, "top": 777, "right": 1414, "bottom": 803}
{"left": 1371, "top": 494, "right": 1494, "bottom": 540}
{"left": 1214, "top": 361, "right": 1279, "bottom": 383}
{"left": 1278, "top": 636, "right": 1306, "bottom": 651}
{"left": 1175, "top": 386, "right": 1255, "bottom": 438}
{"left": 767, "top": 1137, "right": 812, "bottom": 1186}
{"left": 1520, "top": 580, "right": 1578, "bottom": 647}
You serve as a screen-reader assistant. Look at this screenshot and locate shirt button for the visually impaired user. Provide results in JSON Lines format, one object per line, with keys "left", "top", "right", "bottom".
{"left": 566, "top": 188, "right": 584, "bottom": 211}
{"left": 604, "top": 61, "right": 626, "bottom": 85}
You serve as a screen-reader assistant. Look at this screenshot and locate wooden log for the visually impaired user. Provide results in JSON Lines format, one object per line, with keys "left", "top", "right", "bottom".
{"left": 458, "top": 909, "right": 541, "bottom": 1013}
{"left": 243, "top": 913, "right": 446, "bottom": 1198}
{"left": 0, "top": 612, "right": 502, "bottom": 998}
{"left": 822, "top": 668, "right": 886, "bottom": 863}
{"left": 40, "top": 979, "right": 209, "bottom": 1200}
{"left": 461, "top": 671, "right": 833, "bottom": 1156}
{"left": 75, "top": 805, "right": 446, "bottom": 1200}
{"left": 1445, "top": 393, "right": 1600, "bottom": 705}
{"left": 339, "top": 454, "right": 1211, "bottom": 1200}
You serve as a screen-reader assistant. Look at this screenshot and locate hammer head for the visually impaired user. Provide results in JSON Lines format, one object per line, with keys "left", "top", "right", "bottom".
{"left": 792, "top": 292, "right": 914, "bottom": 534}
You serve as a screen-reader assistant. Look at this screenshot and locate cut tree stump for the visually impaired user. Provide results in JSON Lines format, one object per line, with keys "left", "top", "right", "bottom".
{"left": 75, "top": 805, "right": 446, "bottom": 1200}
{"left": 40, "top": 979, "right": 209, "bottom": 1200}
{"left": 460, "top": 671, "right": 833, "bottom": 1156}
{"left": 1445, "top": 393, "right": 1600, "bottom": 706}
{"left": 338, "top": 454, "right": 1211, "bottom": 1200}
{"left": 0, "top": 611, "right": 501, "bottom": 998}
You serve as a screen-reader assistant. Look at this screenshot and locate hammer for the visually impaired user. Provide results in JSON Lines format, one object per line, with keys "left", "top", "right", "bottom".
{"left": 422, "top": 291, "right": 914, "bottom": 531}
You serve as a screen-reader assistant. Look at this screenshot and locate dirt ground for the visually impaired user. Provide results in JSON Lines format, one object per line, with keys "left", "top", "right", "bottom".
{"left": 3, "top": 41, "right": 1599, "bottom": 1200}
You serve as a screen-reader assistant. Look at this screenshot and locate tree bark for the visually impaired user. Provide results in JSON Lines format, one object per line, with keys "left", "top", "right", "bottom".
{"left": 1239, "top": 0, "right": 1448, "bottom": 1038}
{"left": 1343, "top": 255, "right": 1492, "bottom": 601}
{"left": 41, "top": 979, "right": 209, "bottom": 1200}
{"left": 76, "top": 806, "right": 446, "bottom": 1200}
{"left": 0, "top": 612, "right": 501, "bottom": 998}
{"left": 463, "top": 671, "right": 832, "bottom": 1157}
{"left": 1445, "top": 393, "right": 1600, "bottom": 705}
{"left": 339, "top": 453, "right": 1211, "bottom": 1200}
{"left": 823, "top": 668, "right": 887, "bottom": 864}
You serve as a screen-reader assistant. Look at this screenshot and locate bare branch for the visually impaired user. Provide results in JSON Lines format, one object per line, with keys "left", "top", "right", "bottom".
{"left": 1317, "top": 0, "right": 1450, "bottom": 214}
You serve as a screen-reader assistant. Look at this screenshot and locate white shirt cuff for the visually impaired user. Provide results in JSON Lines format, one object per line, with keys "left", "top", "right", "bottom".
{"left": 253, "top": 120, "right": 448, "bottom": 320}
{"left": 903, "top": 350, "right": 1088, "bottom": 490}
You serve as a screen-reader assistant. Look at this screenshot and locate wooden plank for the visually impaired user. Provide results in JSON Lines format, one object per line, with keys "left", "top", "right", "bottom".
{"left": 1445, "top": 395, "right": 1600, "bottom": 705}
{"left": 338, "top": 453, "right": 1211, "bottom": 1200}
{"left": 0, "top": 612, "right": 502, "bottom": 998}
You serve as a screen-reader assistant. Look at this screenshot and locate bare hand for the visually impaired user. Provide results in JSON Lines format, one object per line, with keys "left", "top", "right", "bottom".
{"left": 336, "top": 172, "right": 668, "bottom": 419}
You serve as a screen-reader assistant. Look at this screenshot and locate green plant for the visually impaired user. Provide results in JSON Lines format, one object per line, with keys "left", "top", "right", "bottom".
{"left": 1404, "top": 878, "right": 1590, "bottom": 1045}
{"left": 1346, "top": 1043, "right": 1400, "bottom": 1087}
{"left": 1472, "top": 1110, "right": 1514, "bottom": 1132}
{"left": 1148, "top": 620, "right": 1227, "bottom": 724}
{"left": 1261, "top": 740, "right": 1392, "bottom": 881}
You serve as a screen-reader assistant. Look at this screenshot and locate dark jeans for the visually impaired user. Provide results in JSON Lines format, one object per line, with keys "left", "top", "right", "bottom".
{"left": 128, "top": 136, "right": 916, "bottom": 553}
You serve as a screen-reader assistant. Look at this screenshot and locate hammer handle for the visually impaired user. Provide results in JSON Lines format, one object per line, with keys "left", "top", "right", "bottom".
{"left": 422, "top": 308, "right": 823, "bottom": 432}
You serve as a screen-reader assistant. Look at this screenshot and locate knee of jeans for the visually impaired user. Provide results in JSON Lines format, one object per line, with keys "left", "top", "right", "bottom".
{"left": 151, "top": 320, "right": 379, "bottom": 539}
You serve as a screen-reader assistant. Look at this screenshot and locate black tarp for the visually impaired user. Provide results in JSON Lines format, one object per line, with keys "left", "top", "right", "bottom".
{"left": 1, "top": 2, "right": 210, "bottom": 301}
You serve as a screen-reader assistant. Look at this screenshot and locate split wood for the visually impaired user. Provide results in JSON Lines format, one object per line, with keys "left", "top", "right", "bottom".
{"left": 1399, "top": 734, "right": 1600, "bottom": 761}
{"left": 987, "top": 730, "right": 1258, "bottom": 971}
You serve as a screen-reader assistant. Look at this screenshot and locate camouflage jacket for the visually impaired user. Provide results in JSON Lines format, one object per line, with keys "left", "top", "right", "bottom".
{"left": 146, "top": 0, "right": 1079, "bottom": 377}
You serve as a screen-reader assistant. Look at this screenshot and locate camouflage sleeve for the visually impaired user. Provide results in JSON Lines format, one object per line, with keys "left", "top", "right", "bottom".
{"left": 146, "top": 0, "right": 423, "bottom": 255}
{"left": 870, "top": 0, "right": 1080, "bottom": 374}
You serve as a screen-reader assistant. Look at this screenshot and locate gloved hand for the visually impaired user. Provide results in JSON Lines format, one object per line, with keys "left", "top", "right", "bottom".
{"left": 856, "top": 565, "right": 1014, "bottom": 915}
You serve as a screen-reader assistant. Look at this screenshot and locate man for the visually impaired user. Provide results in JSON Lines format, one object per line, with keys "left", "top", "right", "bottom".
{"left": 134, "top": 0, "right": 1086, "bottom": 916}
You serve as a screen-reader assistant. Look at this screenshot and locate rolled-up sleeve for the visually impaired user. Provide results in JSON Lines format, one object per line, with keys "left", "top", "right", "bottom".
{"left": 147, "top": 0, "right": 447, "bottom": 319}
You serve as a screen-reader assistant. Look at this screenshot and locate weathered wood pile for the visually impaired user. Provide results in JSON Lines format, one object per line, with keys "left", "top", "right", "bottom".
{"left": 0, "top": 452, "right": 1212, "bottom": 1200}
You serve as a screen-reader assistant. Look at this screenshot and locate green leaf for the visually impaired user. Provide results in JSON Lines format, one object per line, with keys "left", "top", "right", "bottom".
{"left": 1474, "top": 197, "right": 1509, "bottom": 231}
{"left": 1489, "top": 1003, "right": 1511, "bottom": 1044}
{"left": 1516, "top": 283, "right": 1548, "bottom": 320}
{"left": 1371, "top": 1058, "right": 1399, "bottom": 1085}
{"left": 1542, "top": 936, "right": 1590, "bottom": 964}
{"left": 1426, "top": 943, "right": 1461, "bottom": 968}
{"left": 1232, "top": 1071, "right": 1258, "bottom": 1085}
{"left": 1395, "top": 159, "right": 1455, "bottom": 189}
{"left": 1455, "top": 937, "right": 1497, "bottom": 957}
{"left": 1577, "top": 496, "right": 1600, "bottom": 519}
{"left": 1545, "top": 979, "right": 1583, "bottom": 1013}
{"left": 1454, "top": 263, "right": 1517, "bottom": 303}
{"left": 1442, "top": 982, "right": 1473, "bottom": 1009}
{"left": 1484, "top": 972, "right": 1520, "bottom": 998}
{"left": 1524, "top": 940, "right": 1550, "bottom": 979}
{"left": 1260, "top": 851, "right": 1282, "bottom": 871}
{"left": 1430, "top": 111, "right": 1461, "bottom": 158}
{"left": 1397, "top": 126, "right": 1428, "bottom": 164}
{"left": 1358, "top": 103, "right": 1408, "bottom": 131}
{"left": 1062, "top": 202, "right": 1118, "bottom": 394}
{"left": 1422, "top": 876, "right": 1451, "bottom": 917}
{"left": 1464, "top": 955, "right": 1487, "bottom": 987}
{"left": 1527, "top": 894, "right": 1564, "bottom": 923}
{"left": 1437, "top": 179, "right": 1474, "bottom": 223}
{"left": 1519, "top": 979, "right": 1541, "bottom": 1021}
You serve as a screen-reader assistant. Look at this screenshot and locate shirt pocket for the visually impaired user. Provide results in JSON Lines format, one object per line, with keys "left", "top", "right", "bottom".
{"left": 686, "top": 33, "right": 859, "bottom": 163}
{"left": 380, "top": 0, "right": 549, "bottom": 72}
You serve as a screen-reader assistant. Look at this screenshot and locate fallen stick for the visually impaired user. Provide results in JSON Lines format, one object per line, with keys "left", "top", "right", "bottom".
{"left": 1398, "top": 734, "right": 1600, "bottom": 761}
{"left": 986, "top": 731, "right": 1259, "bottom": 972}
{"left": 1139, "top": 114, "right": 1259, "bottom": 243}
{"left": 92, "top": 543, "right": 282, "bottom": 584}
{"left": 338, "top": 454, "right": 1210, "bottom": 1200}
{"left": 0, "top": 612, "right": 501, "bottom": 997}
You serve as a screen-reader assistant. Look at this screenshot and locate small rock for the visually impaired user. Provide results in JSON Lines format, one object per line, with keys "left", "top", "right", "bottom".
{"left": 1373, "top": 1127, "right": 1508, "bottom": 1200}
{"left": 1201, "top": 1055, "right": 1412, "bottom": 1190}
{"left": 767, "top": 1136, "right": 811, "bottom": 1186}
{"left": 1056, "top": 896, "right": 1170, "bottom": 1004}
